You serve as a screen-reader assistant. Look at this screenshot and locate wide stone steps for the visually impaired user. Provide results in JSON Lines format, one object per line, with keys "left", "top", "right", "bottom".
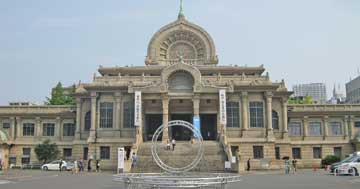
{"left": 132, "top": 141, "right": 226, "bottom": 173}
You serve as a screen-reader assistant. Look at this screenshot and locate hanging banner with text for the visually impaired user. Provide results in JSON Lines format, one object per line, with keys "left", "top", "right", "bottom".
{"left": 193, "top": 116, "right": 201, "bottom": 138}
{"left": 117, "top": 147, "right": 124, "bottom": 174}
{"left": 134, "top": 91, "right": 142, "bottom": 127}
{"left": 219, "top": 89, "right": 227, "bottom": 125}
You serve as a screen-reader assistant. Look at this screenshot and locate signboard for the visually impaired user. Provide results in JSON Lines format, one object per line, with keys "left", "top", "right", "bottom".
{"left": 117, "top": 147, "right": 125, "bottom": 173}
{"left": 219, "top": 89, "right": 227, "bottom": 125}
{"left": 134, "top": 91, "right": 142, "bottom": 126}
{"left": 193, "top": 116, "right": 201, "bottom": 138}
{"left": 231, "top": 156, "right": 236, "bottom": 163}
{"left": 225, "top": 161, "right": 231, "bottom": 169}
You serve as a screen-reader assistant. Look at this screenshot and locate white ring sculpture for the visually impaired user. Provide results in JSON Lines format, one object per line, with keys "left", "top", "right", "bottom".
{"left": 151, "top": 120, "right": 204, "bottom": 173}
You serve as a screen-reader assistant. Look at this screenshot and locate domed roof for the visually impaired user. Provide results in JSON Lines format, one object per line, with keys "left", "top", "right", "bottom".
{"left": 145, "top": 16, "right": 217, "bottom": 66}
{"left": 75, "top": 84, "right": 88, "bottom": 95}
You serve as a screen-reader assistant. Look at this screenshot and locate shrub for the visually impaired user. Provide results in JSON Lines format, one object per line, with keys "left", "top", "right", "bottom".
{"left": 321, "top": 155, "right": 340, "bottom": 166}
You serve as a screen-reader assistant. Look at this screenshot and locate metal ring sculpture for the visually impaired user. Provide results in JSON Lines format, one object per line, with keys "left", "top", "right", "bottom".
{"left": 151, "top": 120, "right": 204, "bottom": 173}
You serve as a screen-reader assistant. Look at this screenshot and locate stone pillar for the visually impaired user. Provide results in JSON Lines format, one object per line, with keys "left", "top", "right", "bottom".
{"left": 349, "top": 116, "right": 355, "bottom": 139}
{"left": 241, "top": 91, "right": 248, "bottom": 131}
{"left": 303, "top": 116, "right": 309, "bottom": 139}
{"left": 323, "top": 116, "right": 329, "bottom": 140}
{"left": 56, "top": 117, "right": 62, "bottom": 141}
{"left": 343, "top": 116, "right": 349, "bottom": 139}
{"left": 162, "top": 94, "right": 169, "bottom": 142}
{"left": 75, "top": 98, "right": 82, "bottom": 140}
{"left": 89, "top": 92, "right": 97, "bottom": 142}
{"left": 16, "top": 117, "right": 21, "bottom": 138}
{"left": 281, "top": 98, "right": 289, "bottom": 139}
{"left": 193, "top": 95, "right": 200, "bottom": 137}
{"left": 10, "top": 117, "right": 15, "bottom": 140}
{"left": 114, "top": 92, "right": 122, "bottom": 131}
{"left": 36, "top": 117, "right": 42, "bottom": 137}
{"left": 265, "top": 92, "right": 274, "bottom": 140}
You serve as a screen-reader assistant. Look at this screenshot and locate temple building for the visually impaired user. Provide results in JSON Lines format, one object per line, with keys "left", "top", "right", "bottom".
{"left": 1, "top": 5, "right": 360, "bottom": 171}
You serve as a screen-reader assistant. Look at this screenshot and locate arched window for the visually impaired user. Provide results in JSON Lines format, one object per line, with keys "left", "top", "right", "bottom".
{"left": 84, "top": 111, "right": 91, "bottom": 131}
{"left": 168, "top": 71, "right": 194, "bottom": 92}
{"left": 272, "top": 110, "right": 279, "bottom": 130}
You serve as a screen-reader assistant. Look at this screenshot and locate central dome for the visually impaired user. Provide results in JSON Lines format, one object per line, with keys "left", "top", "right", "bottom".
{"left": 145, "top": 17, "right": 218, "bottom": 66}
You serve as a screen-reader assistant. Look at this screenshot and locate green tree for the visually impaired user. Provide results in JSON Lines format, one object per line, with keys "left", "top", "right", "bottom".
{"left": 303, "top": 96, "right": 313, "bottom": 104}
{"left": 34, "top": 139, "right": 60, "bottom": 163}
{"left": 46, "top": 82, "right": 76, "bottom": 105}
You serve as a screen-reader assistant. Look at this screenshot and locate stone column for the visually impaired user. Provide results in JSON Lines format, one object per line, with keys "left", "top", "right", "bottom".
{"left": 16, "top": 117, "right": 22, "bottom": 138}
{"left": 303, "top": 116, "right": 309, "bottom": 139}
{"left": 162, "top": 94, "right": 169, "bottom": 142}
{"left": 241, "top": 91, "right": 248, "bottom": 131}
{"left": 36, "top": 117, "right": 42, "bottom": 137}
{"left": 323, "top": 116, "right": 329, "bottom": 140}
{"left": 114, "top": 92, "right": 122, "bottom": 131}
{"left": 343, "top": 116, "right": 349, "bottom": 139}
{"left": 193, "top": 95, "right": 200, "bottom": 137}
{"left": 56, "top": 117, "right": 62, "bottom": 141}
{"left": 349, "top": 116, "right": 355, "bottom": 139}
{"left": 281, "top": 98, "right": 289, "bottom": 139}
{"left": 75, "top": 98, "right": 82, "bottom": 140}
{"left": 265, "top": 92, "right": 274, "bottom": 140}
{"left": 89, "top": 92, "right": 97, "bottom": 142}
{"left": 10, "top": 117, "right": 15, "bottom": 140}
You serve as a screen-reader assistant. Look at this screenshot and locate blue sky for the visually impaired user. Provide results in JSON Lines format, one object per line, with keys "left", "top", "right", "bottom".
{"left": 0, "top": 0, "right": 359, "bottom": 105}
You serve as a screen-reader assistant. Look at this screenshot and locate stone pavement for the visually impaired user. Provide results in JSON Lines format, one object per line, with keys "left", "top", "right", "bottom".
{"left": 0, "top": 169, "right": 359, "bottom": 189}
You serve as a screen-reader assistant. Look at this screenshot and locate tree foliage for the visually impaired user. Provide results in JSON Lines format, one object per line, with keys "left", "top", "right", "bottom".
{"left": 46, "top": 82, "right": 76, "bottom": 105}
{"left": 34, "top": 139, "right": 60, "bottom": 163}
{"left": 288, "top": 96, "right": 313, "bottom": 104}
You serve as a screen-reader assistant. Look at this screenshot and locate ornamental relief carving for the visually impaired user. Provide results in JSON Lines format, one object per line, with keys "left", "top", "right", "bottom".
{"left": 159, "top": 30, "right": 206, "bottom": 60}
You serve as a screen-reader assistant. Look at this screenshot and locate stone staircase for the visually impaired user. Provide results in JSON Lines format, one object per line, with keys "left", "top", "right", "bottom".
{"left": 132, "top": 141, "right": 226, "bottom": 173}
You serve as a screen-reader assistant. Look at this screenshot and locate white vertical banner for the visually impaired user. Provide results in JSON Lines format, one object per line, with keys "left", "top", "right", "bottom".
{"left": 117, "top": 147, "right": 124, "bottom": 173}
{"left": 219, "top": 89, "right": 227, "bottom": 125}
{"left": 134, "top": 91, "right": 142, "bottom": 127}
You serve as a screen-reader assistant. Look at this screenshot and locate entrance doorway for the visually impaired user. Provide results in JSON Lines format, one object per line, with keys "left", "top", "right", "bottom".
{"left": 200, "top": 114, "right": 217, "bottom": 140}
{"left": 145, "top": 114, "right": 162, "bottom": 141}
{"left": 170, "top": 114, "right": 192, "bottom": 141}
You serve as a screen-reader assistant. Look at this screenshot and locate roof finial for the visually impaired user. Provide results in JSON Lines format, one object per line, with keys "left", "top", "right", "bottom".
{"left": 178, "top": 0, "right": 185, "bottom": 19}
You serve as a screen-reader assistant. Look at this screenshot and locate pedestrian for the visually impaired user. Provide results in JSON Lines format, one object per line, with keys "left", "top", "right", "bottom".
{"left": 131, "top": 153, "right": 137, "bottom": 168}
{"left": 172, "top": 138, "right": 176, "bottom": 151}
{"left": 87, "top": 159, "right": 92, "bottom": 172}
{"left": 79, "top": 158, "right": 84, "bottom": 172}
{"left": 96, "top": 160, "right": 100, "bottom": 172}
{"left": 284, "top": 159, "right": 290, "bottom": 175}
{"left": 59, "top": 159, "right": 63, "bottom": 172}
{"left": 0, "top": 158, "right": 3, "bottom": 171}
{"left": 72, "top": 159, "right": 78, "bottom": 174}
{"left": 246, "top": 158, "right": 251, "bottom": 171}
{"left": 292, "top": 159, "right": 297, "bottom": 174}
{"left": 166, "top": 139, "right": 171, "bottom": 150}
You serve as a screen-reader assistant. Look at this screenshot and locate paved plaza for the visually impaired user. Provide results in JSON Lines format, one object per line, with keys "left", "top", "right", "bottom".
{"left": 0, "top": 169, "right": 359, "bottom": 189}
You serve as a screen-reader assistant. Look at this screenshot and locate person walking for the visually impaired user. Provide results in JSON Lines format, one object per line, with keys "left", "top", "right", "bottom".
{"left": 79, "top": 158, "right": 84, "bottom": 172}
{"left": 59, "top": 159, "right": 63, "bottom": 172}
{"left": 87, "top": 159, "right": 92, "bottom": 172}
{"left": 72, "top": 159, "right": 78, "bottom": 174}
{"left": 284, "top": 159, "right": 290, "bottom": 175}
{"left": 246, "top": 158, "right": 251, "bottom": 171}
{"left": 96, "top": 160, "right": 100, "bottom": 173}
{"left": 131, "top": 153, "right": 137, "bottom": 168}
{"left": 292, "top": 159, "right": 297, "bottom": 174}
{"left": 172, "top": 139, "right": 176, "bottom": 151}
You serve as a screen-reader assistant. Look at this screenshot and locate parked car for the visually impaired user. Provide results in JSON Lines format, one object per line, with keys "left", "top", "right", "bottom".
{"left": 336, "top": 155, "right": 360, "bottom": 176}
{"left": 330, "top": 154, "right": 358, "bottom": 173}
{"left": 41, "top": 160, "right": 73, "bottom": 171}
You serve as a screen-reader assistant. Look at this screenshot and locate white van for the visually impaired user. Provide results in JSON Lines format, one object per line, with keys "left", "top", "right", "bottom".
{"left": 336, "top": 152, "right": 360, "bottom": 176}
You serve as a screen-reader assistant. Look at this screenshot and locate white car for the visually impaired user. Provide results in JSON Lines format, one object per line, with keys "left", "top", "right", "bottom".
{"left": 41, "top": 160, "right": 72, "bottom": 171}
{"left": 336, "top": 156, "right": 360, "bottom": 176}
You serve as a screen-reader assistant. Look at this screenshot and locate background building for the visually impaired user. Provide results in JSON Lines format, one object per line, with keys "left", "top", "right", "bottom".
{"left": 328, "top": 84, "right": 346, "bottom": 104}
{"left": 293, "top": 83, "right": 327, "bottom": 104}
{"left": 346, "top": 75, "right": 360, "bottom": 104}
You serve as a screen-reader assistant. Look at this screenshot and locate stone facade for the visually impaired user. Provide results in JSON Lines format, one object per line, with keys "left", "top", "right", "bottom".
{"left": 0, "top": 12, "right": 360, "bottom": 172}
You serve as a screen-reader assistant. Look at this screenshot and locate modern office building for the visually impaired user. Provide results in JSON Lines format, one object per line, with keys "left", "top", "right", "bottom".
{"left": 346, "top": 75, "right": 360, "bottom": 104}
{"left": 293, "top": 83, "right": 327, "bottom": 104}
